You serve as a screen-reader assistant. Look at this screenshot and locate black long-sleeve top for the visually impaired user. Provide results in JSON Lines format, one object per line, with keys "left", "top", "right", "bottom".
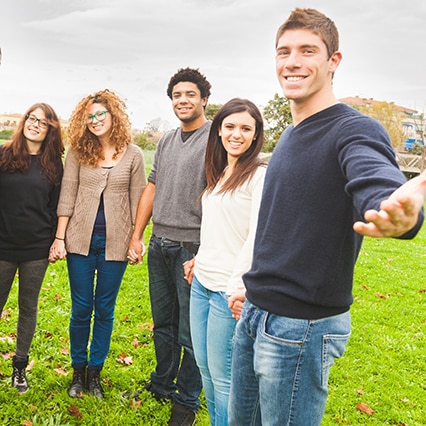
{"left": 0, "top": 147, "right": 62, "bottom": 261}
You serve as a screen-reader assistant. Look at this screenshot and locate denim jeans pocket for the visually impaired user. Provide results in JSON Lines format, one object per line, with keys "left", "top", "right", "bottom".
{"left": 322, "top": 332, "right": 351, "bottom": 386}
{"left": 263, "top": 313, "right": 308, "bottom": 345}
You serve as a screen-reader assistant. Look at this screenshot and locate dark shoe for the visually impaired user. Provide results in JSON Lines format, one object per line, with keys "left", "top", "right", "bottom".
{"left": 87, "top": 368, "right": 104, "bottom": 398}
{"left": 122, "top": 381, "right": 170, "bottom": 402}
{"left": 68, "top": 367, "right": 86, "bottom": 397}
{"left": 12, "top": 356, "right": 29, "bottom": 394}
{"left": 168, "top": 403, "right": 196, "bottom": 426}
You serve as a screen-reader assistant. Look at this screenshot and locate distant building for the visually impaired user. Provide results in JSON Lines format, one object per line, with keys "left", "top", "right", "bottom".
{"left": 0, "top": 113, "right": 68, "bottom": 131}
{"left": 0, "top": 113, "right": 22, "bottom": 130}
{"left": 339, "top": 96, "right": 425, "bottom": 151}
{"left": 339, "top": 96, "right": 419, "bottom": 114}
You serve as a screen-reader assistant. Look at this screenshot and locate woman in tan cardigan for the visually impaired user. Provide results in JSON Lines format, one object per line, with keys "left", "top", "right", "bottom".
{"left": 49, "top": 89, "right": 146, "bottom": 398}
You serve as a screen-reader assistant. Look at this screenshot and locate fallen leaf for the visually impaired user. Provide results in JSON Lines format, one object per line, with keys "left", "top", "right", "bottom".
{"left": 22, "top": 421, "right": 33, "bottom": 426}
{"left": 61, "top": 346, "right": 69, "bottom": 356}
{"left": 361, "top": 284, "right": 369, "bottom": 290}
{"left": 54, "top": 365, "right": 67, "bottom": 376}
{"left": 54, "top": 293, "right": 61, "bottom": 301}
{"left": 122, "top": 314, "right": 129, "bottom": 322}
{"left": 27, "top": 360, "right": 35, "bottom": 371}
{"left": 102, "top": 377, "right": 112, "bottom": 388}
{"left": 356, "top": 402, "right": 374, "bottom": 416}
{"left": 131, "top": 338, "right": 139, "bottom": 348}
{"left": 140, "top": 322, "right": 154, "bottom": 332}
{"left": 376, "top": 292, "right": 390, "bottom": 299}
{"left": 1, "top": 309, "right": 11, "bottom": 321}
{"left": 131, "top": 399, "right": 143, "bottom": 408}
{"left": 116, "top": 352, "right": 133, "bottom": 365}
{"left": 0, "top": 335, "right": 14, "bottom": 344}
{"left": 356, "top": 389, "right": 364, "bottom": 395}
{"left": 1, "top": 352, "right": 14, "bottom": 361}
{"left": 68, "top": 405, "right": 83, "bottom": 419}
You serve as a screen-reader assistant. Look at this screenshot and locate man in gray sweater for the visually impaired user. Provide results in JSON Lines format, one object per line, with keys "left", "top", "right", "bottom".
{"left": 125, "top": 67, "right": 212, "bottom": 426}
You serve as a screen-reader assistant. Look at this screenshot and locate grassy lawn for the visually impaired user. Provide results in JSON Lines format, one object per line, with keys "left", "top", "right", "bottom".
{"left": 324, "top": 222, "right": 426, "bottom": 425}
{"left": 0, "top": 223, "right": 424, "bottom": 425}
{"left": 0, "top": 143, "right": 424, "bottom": 426}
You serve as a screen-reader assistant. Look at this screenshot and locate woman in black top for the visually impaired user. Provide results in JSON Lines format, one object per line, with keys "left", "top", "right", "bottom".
{"left": 0, "top": 103, "right": 64, "bottom": 393}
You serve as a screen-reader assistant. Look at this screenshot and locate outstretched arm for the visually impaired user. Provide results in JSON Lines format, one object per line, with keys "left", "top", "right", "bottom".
{"left": 353, "top": 172, "right": 426, "bottom": 237}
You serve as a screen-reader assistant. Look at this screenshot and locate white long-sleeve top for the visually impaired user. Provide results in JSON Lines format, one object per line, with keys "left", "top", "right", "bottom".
{"left": 194, "top": 165, "right": 266, "bottom": 295}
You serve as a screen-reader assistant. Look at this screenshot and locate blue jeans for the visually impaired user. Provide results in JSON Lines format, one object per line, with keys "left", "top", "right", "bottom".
{"left": 67, "top": 234, "right": 127, "bottom": 369}
{"left": 190, "top": 275, "right": 236, "bottom": 426}
{"left": 148, "top": 235, "right": 202, "bottom": 412}
{"left": 229, "top": 300, "right": 351, "bottom": 426}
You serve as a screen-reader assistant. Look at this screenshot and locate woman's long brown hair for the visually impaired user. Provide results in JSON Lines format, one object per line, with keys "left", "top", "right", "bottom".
{"left": 204, "top": 98, "right": 265, "bottom": 195}
{"left": 0, "top": 103, "right": 64, "bottom": 185}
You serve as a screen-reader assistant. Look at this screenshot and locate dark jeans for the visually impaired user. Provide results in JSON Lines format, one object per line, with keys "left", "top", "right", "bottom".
{"left": 148, "top": 235, "right": 202, "bottom": 411}
{"left": 0, "top": 258, "right": 49, "bottom": 360}
{"left": 67, "top": 235, "right": 127, "bottom": 369}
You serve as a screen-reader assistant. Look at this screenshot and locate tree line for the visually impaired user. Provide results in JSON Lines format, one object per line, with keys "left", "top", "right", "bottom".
{"left": 2, "top": 95, "right": 413, "bottom": 154}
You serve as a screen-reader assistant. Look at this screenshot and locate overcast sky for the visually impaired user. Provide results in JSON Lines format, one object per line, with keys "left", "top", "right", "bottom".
{"left": 1, "top": 0, "right": 425, "bottom": 130}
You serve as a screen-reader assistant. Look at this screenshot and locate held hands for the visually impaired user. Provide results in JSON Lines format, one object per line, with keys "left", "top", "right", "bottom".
{"left": 353, "top": 179, "right": 425, "bottom": 238}
{"left": 127, "top": 239, "right": 146, "bottom": 265}
{"left": 183, "top": 258, "right": 195, "bottom": 284}
{"left": 228, "top": 290, "right": 246, "bottom": 321}
{"left": 48, "top": 239, "right": 67, "bottom": 263}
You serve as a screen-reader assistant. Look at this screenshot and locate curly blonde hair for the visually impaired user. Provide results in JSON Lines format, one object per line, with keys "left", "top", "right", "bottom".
{"left": 67, "top": 89, "right": 132, "bottom": 166}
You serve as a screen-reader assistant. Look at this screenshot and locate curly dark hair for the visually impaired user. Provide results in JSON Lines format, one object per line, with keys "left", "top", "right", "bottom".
{"left": 0, "top": 103, "right": 64, "bottom": 185}
{"left": 166, "top": 67, "right": 212, "bottom": 101}
{"left": 67, "top": 89, "right": 132, "bottom": 167}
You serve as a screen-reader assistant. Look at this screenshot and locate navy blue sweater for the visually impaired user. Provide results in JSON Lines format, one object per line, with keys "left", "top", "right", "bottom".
{"left": 244, "top": 103, "right": 423, "bottom": 319}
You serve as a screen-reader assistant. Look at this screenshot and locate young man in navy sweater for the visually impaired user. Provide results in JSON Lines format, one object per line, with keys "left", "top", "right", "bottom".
{"left": 229, "top": 8, "right": 424, "bottom": 426}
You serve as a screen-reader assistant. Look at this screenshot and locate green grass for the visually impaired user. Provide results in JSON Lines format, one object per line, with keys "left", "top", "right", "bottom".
{"left": 1, "top": 218, "right": 425, "bottom": 425}
{"left": 324, "top": 224, "right": 426, "bottom": 425}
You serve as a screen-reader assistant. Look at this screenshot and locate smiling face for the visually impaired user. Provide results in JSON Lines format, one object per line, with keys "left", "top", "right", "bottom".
{"left": 23, "top": 107, "right": 49, "bottom": 153}
{"left": 219, "top": 111, "right": 257, "bottom": 163}
{"left": 275, "top": 28, "right": 341, "bottom": 109}
{"left": 171, "top": 81, "right": 207, "bottom": 127}
{"left": 86, "top": 102, "right": 112, "bottom": 141}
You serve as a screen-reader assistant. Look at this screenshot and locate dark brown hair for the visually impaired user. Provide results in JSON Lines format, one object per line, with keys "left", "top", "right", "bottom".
{"left": 276, "top": 8, "right": 339, "bottom": 59}
{"left": 204, "top": 98, "right": 265, "bottom": 195}
{"left": 0, "top": 103, "right": 64, "bottom": 185}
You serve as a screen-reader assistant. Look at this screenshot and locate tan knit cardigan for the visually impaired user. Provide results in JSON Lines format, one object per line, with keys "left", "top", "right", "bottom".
{"left": 57, "top": 144, "right": 146, "bottom": 261}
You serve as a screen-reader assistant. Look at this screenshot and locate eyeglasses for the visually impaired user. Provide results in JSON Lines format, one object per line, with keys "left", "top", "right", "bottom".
{"left": 86, "top": 110, "right": 108, "bottom": 124}
{"left": 26, "top": 114, "right": 48, "bottom": 129}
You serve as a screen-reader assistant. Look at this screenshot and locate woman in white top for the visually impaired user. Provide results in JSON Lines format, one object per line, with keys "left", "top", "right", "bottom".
{"left": 185, "top": 98, "right": 266, "bottom": 426}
